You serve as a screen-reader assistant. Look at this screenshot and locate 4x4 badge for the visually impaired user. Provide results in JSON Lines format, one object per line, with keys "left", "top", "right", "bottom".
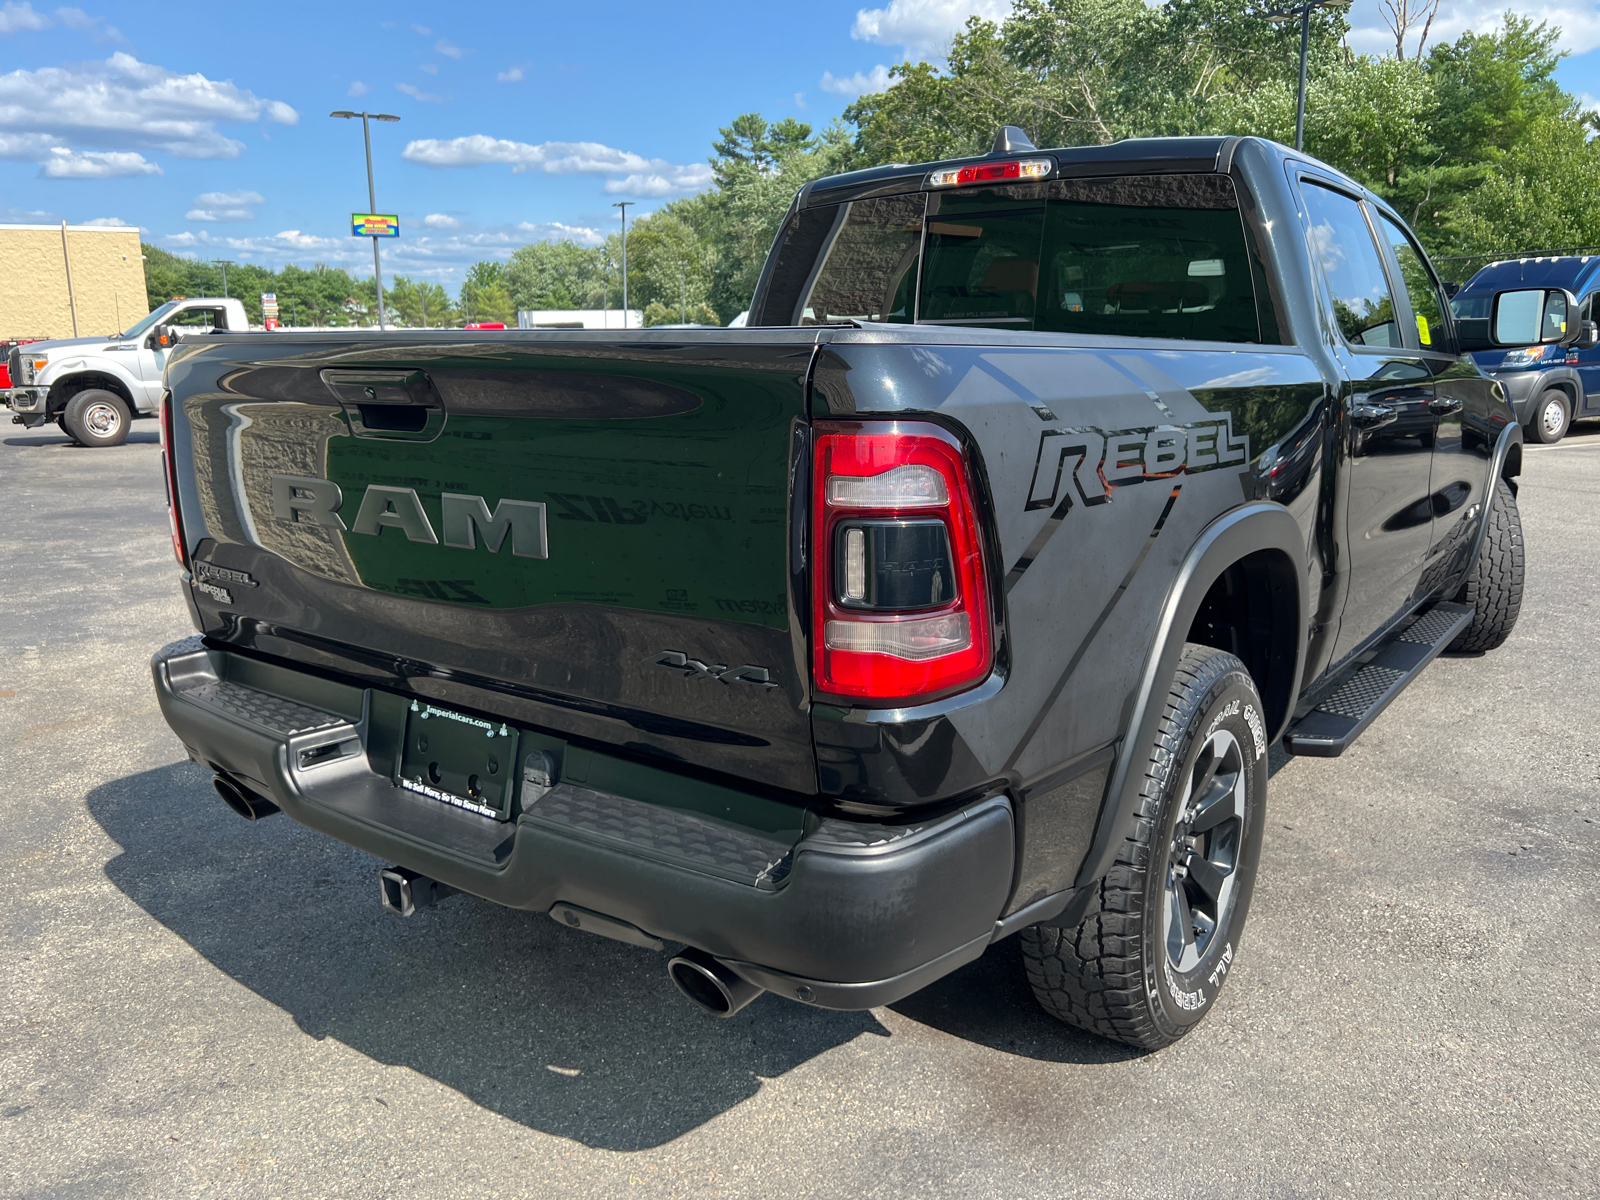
{"left": 650, "top": 650, "right": 778, "bottom": 689}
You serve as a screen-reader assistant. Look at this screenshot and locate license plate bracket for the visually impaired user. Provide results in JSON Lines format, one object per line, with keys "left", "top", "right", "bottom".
{"left": 397, "top": 701, "right": 519, "bottom": 820}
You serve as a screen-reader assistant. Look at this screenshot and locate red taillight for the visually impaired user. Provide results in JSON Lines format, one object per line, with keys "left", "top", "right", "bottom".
{"left": 159, "top": 395, "right": 188, "bottom": 569}
{"left": 928, "top": 158, "right": 1052, "bottom": 188}
{"left": 811, "top": 420, "right": 993, "bottom": 705}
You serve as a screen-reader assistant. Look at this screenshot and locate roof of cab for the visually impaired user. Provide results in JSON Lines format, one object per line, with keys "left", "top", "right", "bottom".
{"left": 801, "top": 134, "right": 1247, "bottom": 208}
{"left": 1459, "top": 255, "right": 1600, "bottom": 294}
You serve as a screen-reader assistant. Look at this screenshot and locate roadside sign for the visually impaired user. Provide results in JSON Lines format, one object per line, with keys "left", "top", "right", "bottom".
{"left": 260, "top": 292, "right": 279, "bottom": 321}
{"left": 352, "top": 214, "right": 400, "bottom": 237}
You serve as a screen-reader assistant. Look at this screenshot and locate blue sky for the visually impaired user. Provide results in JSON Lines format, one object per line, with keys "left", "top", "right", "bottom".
{"left": 3, "top": 0, "right": 1598, "bottom": 291}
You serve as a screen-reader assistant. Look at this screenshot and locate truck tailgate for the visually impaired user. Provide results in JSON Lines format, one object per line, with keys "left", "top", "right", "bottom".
{"left": 168, "top": 336, "right": 818, "bottom": 794}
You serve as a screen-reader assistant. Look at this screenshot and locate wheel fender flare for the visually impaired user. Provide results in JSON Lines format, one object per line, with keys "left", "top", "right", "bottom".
{"left": 1071, "top": 502, "right": 1308, "bottom": 896}
{"left": 1456, "top": 420, "right": 1525, "bottom": 578}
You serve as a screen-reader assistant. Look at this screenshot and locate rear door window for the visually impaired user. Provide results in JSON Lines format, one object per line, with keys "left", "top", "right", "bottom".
{"left": 1300, "top": 182, "right": 1401, "bottom": 347}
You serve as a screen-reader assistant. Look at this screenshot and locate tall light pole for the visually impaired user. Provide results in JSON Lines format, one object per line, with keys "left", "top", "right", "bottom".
{"left": 214, "top": 258, "right": 235, "bottom": 298}
{"left": 1258, "top": 0, "right": 1349, "bottom": 151}
{"left": 613, "top": 200, "right": 632, "bottom": 329}
{"left": 679, "top": 261, "right": 686, "bottom": 324}
{"left": 330, "top": 109, "right": 400, "bottom": 328}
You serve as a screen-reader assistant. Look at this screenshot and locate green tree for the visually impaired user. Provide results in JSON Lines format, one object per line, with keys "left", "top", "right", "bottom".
{"left": 386, "top": 276, "right": 456, "bottom": 327}
{"left": 667, "top": 112, "right": 856, "bottom": 320}
{"left": 1454, "top": 115, "right": 1600, "bottom": 253}
{"left": 643, "top": 300, "right": 722, "bottom": 326}
{"left": 839, "top": 2, "right": 1590, "bottom": 258}
{"left": 140, "top": 245, "right": 376, "bottom": 327}
{"left": 506, "top": 240, "right": 605, "bottom": 310}
{"left": 602, "top": 211, "right": 717, "bottom": 323}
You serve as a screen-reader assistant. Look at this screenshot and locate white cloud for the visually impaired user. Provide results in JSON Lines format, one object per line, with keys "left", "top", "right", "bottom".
{"left": 157, "top": 219, "right": 613, "bottom": 285}
{"left": 497, "top": 67, "right": 523, "bottom": 82}
{"left": 80, "top": 215, "right": 129, "bottom": 226}
{"left": 0, "top": 203, "right": 58, "bottom": 221}
{"left": 820, "top": 65, "right": 893, "bottom": 97}
{"left": 1343, "top": 0, "right": 1600, "bottom": 57}
{"left": 850, "top": 0, "right": 1010, "bottom": 61}
{"left": 411, "top": 22, "right": 431, "bottom": 35}
{"left": 0, "top": 131, "right": 53, "bottom": 158}
{"left": 41, "top": 147, "right": 160, "bottom": 177}
{"left": 348, "top": 80, "right": 370, "bottom": 97}
{"left": 516, "top": 221, "right": 603, "bottom": 245}
{"left": 0, "top": 2, "right": 50, "bottom": 32}
{"left": 0, "top": 2, "right": 122, "bottom": 40}
{"left": 419, "top": 63, "right": 438, "bottom": 75}
{"left": 402, "top": 134, "right": 713, "bottom": 195}
{"left": 423, "top": 212, "right": 461, "bottom": 227}
{"left": 52, "top": 5, "right": 122, "bottom": 41}
{"left": 0, "top": 52, "right": 299, "bottom": 170}
{"left": 603, "top": 164, "right": 714, "bottom": 196}
{"left": 795, "top": 91, "right": 807, "bottom": 109}
{"left": 186, "top": 188, "right": 263, "bottom": 222}
{"left": 196, "top": 190, "right": 264, "bottom": 206}
{"left": 435, "top": 38, "right": 463, "bottom": 58}
{"left": 396, "top": 82, "right": 446, "bottom": 103}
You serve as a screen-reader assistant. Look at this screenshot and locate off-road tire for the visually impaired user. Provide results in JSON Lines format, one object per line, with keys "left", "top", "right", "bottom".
{"left": 1527, "top": 389, "right": 1570, "bottom": 444}
{"left": 60, "top": 389, "right": 130, "bottom": 448}
{"left": 55, "top": 414, "right": 81, "bottom": 445}
{"left": 1021, "top": 644, "right": 1267, "bottom": 1050}
{"left": 1448, "top": 478, "right": 1523, "bottom": 653}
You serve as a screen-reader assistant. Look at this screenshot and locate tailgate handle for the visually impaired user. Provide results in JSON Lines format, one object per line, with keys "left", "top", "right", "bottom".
{"left": 321, "top": 369, "right": 447, "bottom": 441}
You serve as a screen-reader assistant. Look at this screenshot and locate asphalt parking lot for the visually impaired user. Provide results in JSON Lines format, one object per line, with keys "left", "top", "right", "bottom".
{"left": 1, "top": 418, "right": 1597, "bottom": 1199}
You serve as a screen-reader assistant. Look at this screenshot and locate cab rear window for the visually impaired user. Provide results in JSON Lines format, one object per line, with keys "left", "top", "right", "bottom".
{"left": 758, "top": 173, "right": 1273, "bottom": 343}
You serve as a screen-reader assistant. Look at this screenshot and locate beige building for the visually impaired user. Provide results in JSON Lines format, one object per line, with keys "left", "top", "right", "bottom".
{"left": 0, "top": 223, "right": 149, "bottom": 340}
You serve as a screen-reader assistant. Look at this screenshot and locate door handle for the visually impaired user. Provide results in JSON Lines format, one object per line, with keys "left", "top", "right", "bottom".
{"left": 1427, "top": 395, "right": 1463, "bottom": 416}
{"left": 1350, "top": 402, "right": 1397, "bottom": 429}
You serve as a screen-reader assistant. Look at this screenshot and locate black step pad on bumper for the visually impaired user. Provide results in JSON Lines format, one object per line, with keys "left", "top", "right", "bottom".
{"left": 1284, "top": 601, "right": 1472, "bottom": 757}
{"left": 525, "top": 785, "right": 796, "bottom": 890}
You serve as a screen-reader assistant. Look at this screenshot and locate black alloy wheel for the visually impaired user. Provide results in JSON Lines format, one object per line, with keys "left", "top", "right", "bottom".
{"left": 1163, "top": 726, "right": 1247, "bottom": 976}
{"left": 1022, "top": 644, "right": 1267, "bottom": 1050}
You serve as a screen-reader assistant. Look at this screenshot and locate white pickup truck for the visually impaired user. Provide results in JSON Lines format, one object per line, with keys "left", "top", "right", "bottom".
{"left": 3, "top": 297, "right": 248, "bottom": 447}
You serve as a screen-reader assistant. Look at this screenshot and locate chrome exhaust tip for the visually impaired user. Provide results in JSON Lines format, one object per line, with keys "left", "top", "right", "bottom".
{"left": 668, "top": 948, "right": 764, "bottom": 1017}
{"left": 212, "top": 774, "right": 279, "bottom": 821}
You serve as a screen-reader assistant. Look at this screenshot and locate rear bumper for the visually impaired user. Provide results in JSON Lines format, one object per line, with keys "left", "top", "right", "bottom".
{"left": 151, "top": 637, "right": 1016, "bottom": 1010}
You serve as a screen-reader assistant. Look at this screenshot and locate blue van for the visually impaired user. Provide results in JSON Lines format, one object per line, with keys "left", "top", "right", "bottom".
{"left": 1453, "top": 256, "right": 1600, "bottom": 443}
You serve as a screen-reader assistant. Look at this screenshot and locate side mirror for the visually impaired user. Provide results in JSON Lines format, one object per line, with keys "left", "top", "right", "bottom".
{"left": 1459, "top": 287, "right": 1581, "bottom": 352}
{"left": 1578, "top": 321, "right": 1599, "bottom": 351}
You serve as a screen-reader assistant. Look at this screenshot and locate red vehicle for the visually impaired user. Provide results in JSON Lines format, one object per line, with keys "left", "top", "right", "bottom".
{"left": 463, "top": 322, "right": 506, "bottom": 330}
{"left": 0, "top": 338, "right": 43, "bottom": 388}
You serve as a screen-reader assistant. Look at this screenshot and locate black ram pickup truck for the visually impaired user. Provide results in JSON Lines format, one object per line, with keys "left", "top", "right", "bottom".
{"left": 152, "top": 130, "right": 1572, "bottom": 1049}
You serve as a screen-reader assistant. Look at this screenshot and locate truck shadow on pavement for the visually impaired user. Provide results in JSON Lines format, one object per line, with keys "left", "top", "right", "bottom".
{"left": 88, "top": 760, "right": 1136, "bottom": 1148}
{"left": 3, "top": 430, "right": 159, "bottom": 447}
